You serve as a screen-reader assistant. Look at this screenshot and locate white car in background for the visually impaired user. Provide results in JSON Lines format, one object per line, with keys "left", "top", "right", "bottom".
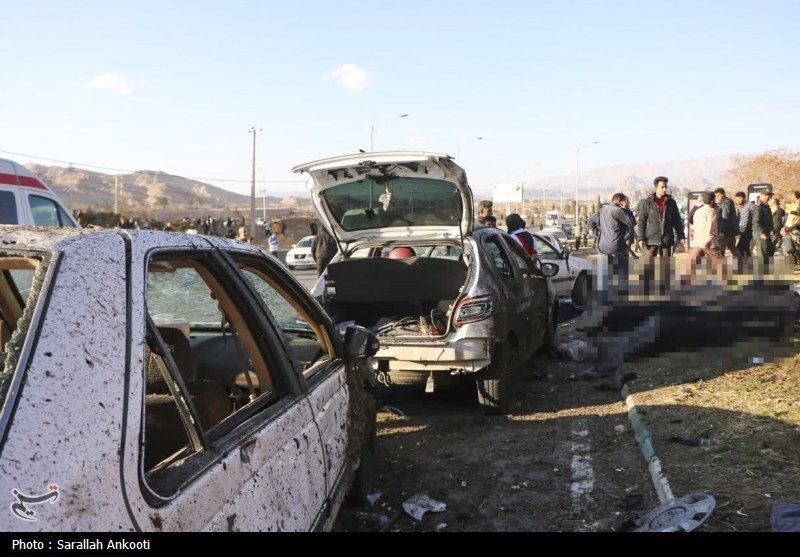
{"left": 285, "top": 235, "right": 316, "bottom": 269}
{"left": 532, "top": 230, "right": 594, "bottom": 309}
{"left": 539, "top": 226, "right": 571, "bottom": 249}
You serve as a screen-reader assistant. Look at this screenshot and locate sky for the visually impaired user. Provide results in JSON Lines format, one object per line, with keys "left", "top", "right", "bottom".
{"left": 2, "top": 0, "right": 799, "bottom": 197}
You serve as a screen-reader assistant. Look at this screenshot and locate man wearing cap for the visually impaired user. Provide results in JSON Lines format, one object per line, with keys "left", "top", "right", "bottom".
{"left": 752, "top": 188, "right": 775, "bottom": 266}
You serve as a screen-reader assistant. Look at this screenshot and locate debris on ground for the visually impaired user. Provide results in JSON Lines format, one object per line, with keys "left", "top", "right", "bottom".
{"left": 770, "top": 502, "right": 800, "bottom": 532}
{"left": 382, "top": 405, "right": 407, "bottom": 418}
{"left": 402, "top": 493, "right": 447, "bottom": 522}
{"left": 668, "top": 435, "right": 702, "bottom": 447}
{"left": 557, "top": 339, "right": 589, "bottom": 361}
{"left": 620, "top": 493, "right": 643, "bottom": 509}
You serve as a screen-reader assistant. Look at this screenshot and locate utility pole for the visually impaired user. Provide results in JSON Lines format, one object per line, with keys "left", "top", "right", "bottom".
{"left": 114, "top": 175, "right": 119, "bottom": 215}
{"left": 249, "top": 127, "right": 261, "bottom": 240}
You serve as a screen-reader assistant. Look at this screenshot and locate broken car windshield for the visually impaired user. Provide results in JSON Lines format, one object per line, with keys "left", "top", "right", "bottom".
{"left": 322, "top": 178, "right": 462, "bottom": 231}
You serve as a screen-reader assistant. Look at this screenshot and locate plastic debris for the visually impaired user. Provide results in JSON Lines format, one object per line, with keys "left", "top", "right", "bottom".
{"left": 736, "top": 510, "right": 749, "bottom": 517}
{"left": 557, "top": 339, "right": 589, "bottom": 361}
{"left": 402, "top": 493, "right": 447, "bottom": 522}
{"left": 461, "top": 481, "right": 467, "bottom": 487}
{"left": 669, "top": 435, "right": 702, "bottom": 447}
{"left": 620, "top": 493, "right": 643, "bottom": 509}
{"left": 614, "top": 424, "right": 626, "bottom": 434}
{"left": 771, "top": 502, "right": 800, "bottom": 532}
{"left": 367, "top": 492, "right": 382, "bottom": 506}
{"left": 382, "top": 405, "right": 407, "bottom": 418}
{"left": 569, "top": 366, "right": 616, "bottom": 381}
{"left": 751, "top": 356, "right": 765, "bottom": 364}
{"left": 436, "top": 523, "right": 447, "bottom": 531}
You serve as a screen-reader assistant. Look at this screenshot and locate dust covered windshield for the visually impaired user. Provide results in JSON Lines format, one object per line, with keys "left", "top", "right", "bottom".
{"left": 322, "top": 177, "right": 463, "bottom": 231}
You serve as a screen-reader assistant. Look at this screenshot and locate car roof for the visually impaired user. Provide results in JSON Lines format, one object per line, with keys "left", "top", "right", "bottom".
{"left": 0, "top": 227, "right": 267, "bottom": 255}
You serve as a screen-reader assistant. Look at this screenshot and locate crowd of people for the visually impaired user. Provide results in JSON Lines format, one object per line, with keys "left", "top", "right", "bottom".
{"left": 474, "top": 176, "right": 798, "bottom": 299}
{"left": 586, "top": 177, "right": 799, "bottom": 298}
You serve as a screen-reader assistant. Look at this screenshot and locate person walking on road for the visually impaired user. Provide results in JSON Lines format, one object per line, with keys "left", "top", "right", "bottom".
{"left": 311, "top": 225, "right": 338, "bottom": 276}
{"left": 682, "top": 192, "right": 727, "bottom": 285}
{"left": 505, "top": 213, "right": 537, "bottom": 256}
{"left": 735, "top": 191, "right": 754, "bottom": 258}
{"left": 635, "top": 176, "right": 686, "bottom": 294}
{"left": 714, "top": 188, "right": 739, "bottom": 258}
{"left": 267, "top": 231, "right": 279, "bottom": 255}
{"left": 784, "top": 191, "right": 800, "bottom": 230}
{"left": 753, "top": 188, "right": 775, "bottom": 268}
{"left": 475, "top": 200, "right": 494, "bottom": 228}
{"left": 588, "top": 193, "right": 636, "bottom": 299}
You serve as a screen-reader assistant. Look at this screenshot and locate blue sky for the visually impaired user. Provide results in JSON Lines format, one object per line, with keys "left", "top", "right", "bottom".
{"left": 2, "top": 0, "right": 798, "bottom": 196}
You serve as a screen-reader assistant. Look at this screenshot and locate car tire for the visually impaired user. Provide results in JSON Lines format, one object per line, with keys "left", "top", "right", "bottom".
{"left": 571, "top": 273, "right": 589, "bottom": 310}
{"left": 287, "top": 264, "right": 295, "bottom": 270}
{"left": 476, "top": 342, "right": 513, "bottom": 415}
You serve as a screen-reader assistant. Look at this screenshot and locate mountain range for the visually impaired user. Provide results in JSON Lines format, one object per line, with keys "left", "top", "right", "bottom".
{"left": 25, "top": 164, "right": 304, "bottom": 215}
{"left": 26, "top": 154, "right": 734, "bottom": 214}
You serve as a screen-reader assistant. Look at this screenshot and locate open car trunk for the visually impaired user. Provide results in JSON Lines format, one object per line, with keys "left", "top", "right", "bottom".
{"left": 323, "top": 255, "right": 469, "bottom": 338}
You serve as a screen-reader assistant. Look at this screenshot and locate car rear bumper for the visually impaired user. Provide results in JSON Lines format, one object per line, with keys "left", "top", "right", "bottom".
{"left": 374, "top": 337, "right": 491, "bottom": 373}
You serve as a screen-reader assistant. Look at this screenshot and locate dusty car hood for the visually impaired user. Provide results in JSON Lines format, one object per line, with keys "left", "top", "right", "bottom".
{"left": 292, "top": 152, "right": 473, "bottom": 247}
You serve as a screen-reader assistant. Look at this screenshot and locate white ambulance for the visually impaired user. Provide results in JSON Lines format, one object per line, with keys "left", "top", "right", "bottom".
{"left": 0, "top": 158, "right": 79, "bottom": 227}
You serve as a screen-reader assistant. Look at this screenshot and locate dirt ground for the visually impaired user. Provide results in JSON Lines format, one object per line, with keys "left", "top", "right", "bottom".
{"left": 338, "top": 297, "right": 800, "bottom": 532}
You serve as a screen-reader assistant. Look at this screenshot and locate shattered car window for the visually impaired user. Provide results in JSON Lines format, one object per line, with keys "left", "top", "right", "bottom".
{"left": 323, "top": 178, "right": 463, "bottom": 231}
{"left": 148, "top": 266, "right": 223, "bottom": 329}
{"left": 0, "top": 257, "right": 42, "bottom": 407}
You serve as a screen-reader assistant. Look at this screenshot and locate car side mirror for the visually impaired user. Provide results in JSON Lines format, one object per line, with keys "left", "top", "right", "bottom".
{"left": 343, "top": 324, "right": 379, "bottom": 361}
{"left": 541, "top": 262, "right": 559, "bottom": 277}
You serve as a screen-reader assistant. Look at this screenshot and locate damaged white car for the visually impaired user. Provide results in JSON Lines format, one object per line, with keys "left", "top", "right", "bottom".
{"left": 293, "top": 152, "right": 559, "bottom": 413}
{"left": 0, "top": 228, "right": 377, "bottom": 531}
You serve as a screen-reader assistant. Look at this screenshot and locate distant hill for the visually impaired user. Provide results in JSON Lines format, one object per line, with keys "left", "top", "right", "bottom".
{"left": 25, "top": 164, "right": 289, "bottom": 215}
{"left": 474, "top": 154, "right": 734, "bottom": 205}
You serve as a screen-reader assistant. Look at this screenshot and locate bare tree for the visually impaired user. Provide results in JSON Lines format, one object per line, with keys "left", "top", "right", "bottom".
{"left": 725, "top": 149, "right": 800, "bottom": 199}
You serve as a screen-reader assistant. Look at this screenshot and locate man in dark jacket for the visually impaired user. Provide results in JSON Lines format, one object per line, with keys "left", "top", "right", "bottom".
{"left": 735, "top": 191, "right": 753, "bottom": 258}
{"left": 752, "top": 189, "right": 775, "bottom": 267}
{"left": 714, "top": 187, "right": 739, "bottom": 257}
{"left": 311, "top": 225, "right": 338, "bottom": 277}
{"left": 589, "top": 194, "right": 635, "bottom": 297}
{"left": 635, "top": 176, "right": 686, "bottom": 294}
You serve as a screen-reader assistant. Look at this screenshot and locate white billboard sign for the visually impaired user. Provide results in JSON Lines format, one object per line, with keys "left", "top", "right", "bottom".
{"left": 492, "top": 183, "right": 524, "bottom": 204}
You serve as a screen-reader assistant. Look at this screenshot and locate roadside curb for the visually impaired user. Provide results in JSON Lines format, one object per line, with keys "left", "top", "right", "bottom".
{"left": 613, "top": 368, "right": 675, "bottom": 504}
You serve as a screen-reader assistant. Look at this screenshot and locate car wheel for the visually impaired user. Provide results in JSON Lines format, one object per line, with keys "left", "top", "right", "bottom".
{"left": 571, "top": 273, "right": 589, "bottom": 310}
{"left": 287, "top": 264, "right": 295, "bottom": 270}
{"left": 476, "top": 342, "right": 514, "bottom": 415}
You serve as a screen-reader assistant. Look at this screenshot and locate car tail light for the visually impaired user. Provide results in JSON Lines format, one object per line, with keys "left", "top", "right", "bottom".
{"left": 454, "top": 296, "right": 493, "bottom": 326}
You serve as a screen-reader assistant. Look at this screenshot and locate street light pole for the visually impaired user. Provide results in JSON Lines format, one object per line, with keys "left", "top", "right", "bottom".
{"left": 249, "top": 127, "right": 261, "bottom": 240}
{"left": 456, "top": 137, "right": 484, "bottom": 162}
{"left": 370, "top": 113, "right": 408, "bottom": 151}
{"left": 575, "top": 141, "right": 599, "bottom": 221}
{"left": 114, "top": 175, "right": 119, "bottom": 215}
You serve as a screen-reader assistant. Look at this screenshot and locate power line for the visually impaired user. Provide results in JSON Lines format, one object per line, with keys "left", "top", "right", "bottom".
{"left": 0, "top": 149, "right": 306, "bottom": 185}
